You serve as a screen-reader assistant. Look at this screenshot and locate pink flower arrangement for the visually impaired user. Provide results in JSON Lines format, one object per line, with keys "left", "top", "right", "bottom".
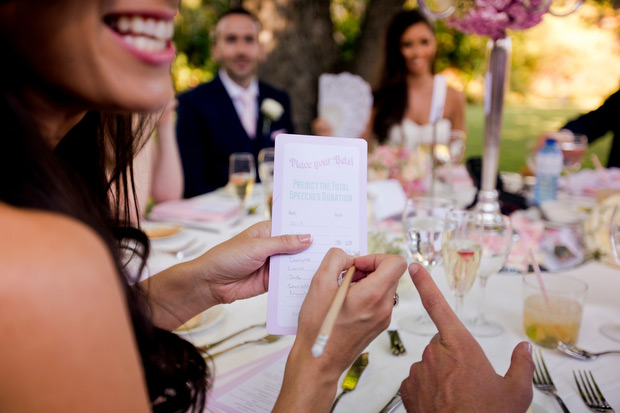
{"left": 448, "top": 0, "right": 550, "bottom": 40}
{"left": 368, "top": 145, "right": 430, "bottom": 197}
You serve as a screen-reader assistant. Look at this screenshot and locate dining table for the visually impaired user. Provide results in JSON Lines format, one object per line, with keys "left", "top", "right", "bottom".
{"left": 143, "top": 184, "right": 620, "bottom": 413}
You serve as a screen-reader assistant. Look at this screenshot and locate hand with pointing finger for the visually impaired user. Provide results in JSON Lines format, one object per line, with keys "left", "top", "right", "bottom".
{"left": 400, "top": 263, "right": 535, "bottom": 413}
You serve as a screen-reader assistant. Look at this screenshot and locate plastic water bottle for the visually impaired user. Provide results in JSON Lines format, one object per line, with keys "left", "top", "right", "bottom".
{"left": 534, "top": 138, "right": 563, "bottom": 205}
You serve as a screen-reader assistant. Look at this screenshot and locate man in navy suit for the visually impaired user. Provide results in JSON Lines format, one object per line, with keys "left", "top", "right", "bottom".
{"left": 176, "top": 8, "right": 294, "bottom": 197}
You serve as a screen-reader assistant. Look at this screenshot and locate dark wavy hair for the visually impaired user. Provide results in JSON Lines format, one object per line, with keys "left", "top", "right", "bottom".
{"left": 372, "top": 9, "right": 435, "bottom": 144}
{"left": 1, "top": 65, "right": 209, "bottom": 413}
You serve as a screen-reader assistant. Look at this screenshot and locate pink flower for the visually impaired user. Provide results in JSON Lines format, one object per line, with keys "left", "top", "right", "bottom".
{"left": 447, "top": 0, "right": 549, "bottom": 40}
{"left": 368, "top": 144, "right": 430, "bottom": 197}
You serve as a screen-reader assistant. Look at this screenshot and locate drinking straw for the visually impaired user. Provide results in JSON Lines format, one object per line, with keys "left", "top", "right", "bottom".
{"left": 591, "top": 153, "right": 612, "bottom": 188}
{"left": 528, "top": 248, "right": 551, "bottom": 308}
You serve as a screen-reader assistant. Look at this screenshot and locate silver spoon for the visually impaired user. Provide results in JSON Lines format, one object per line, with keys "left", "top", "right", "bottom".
{"left": 556, "top": 341, "right": 620, "bottom": 360}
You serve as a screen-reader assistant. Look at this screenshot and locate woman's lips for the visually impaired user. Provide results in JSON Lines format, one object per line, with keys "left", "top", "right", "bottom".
{"left": 104, "top": 13, "right": 176, "bottom": 65}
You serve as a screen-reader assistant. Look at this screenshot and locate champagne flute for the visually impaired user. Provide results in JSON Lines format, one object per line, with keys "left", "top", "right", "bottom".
{"left": 602, "top": 204, "right": 620, "bottom": 342}
{"left": 229, "top": 152, "right": 256, "bottom": 209}
{"left": 400, "top": 196, "right": 456, "bottom": 335}
{"left": 468, "top": 213, "right": 512, "bottom": 337}
{"left": 442, "top": 210, "right": 484, "bottom": 322}
{"left": 258, "top": 147, "right": 275, "bottom": 219}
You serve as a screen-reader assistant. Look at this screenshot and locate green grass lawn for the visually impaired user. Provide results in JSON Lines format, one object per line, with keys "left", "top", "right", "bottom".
{"left": 464, "top": 104, "right": 613, "bottom": 172}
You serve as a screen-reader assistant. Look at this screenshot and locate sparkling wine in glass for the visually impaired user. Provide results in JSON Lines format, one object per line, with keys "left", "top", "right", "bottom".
{"left": 258, "top": 147, "right": 275, "bottom": 219}
{"left": 468, "top": 213, "right": 512, "bottom": 337}
{"left": 442, "top": 210, "right": 484, "bottom": 321}
{"left": 229, "top": 152, "right": 256, "bottom": 208}
{"left": 603, "top": 204, "right": 620, "bottom": 343}
{"left": 400, "top": 196, "right": 455, "bottom": 335}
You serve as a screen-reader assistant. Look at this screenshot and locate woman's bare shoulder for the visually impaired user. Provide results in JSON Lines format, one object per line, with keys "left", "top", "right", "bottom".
{"left": 0, "top": 203, "right": 150, "bottom": 410}
{"left": 0, "top": 203, "right": 115, "bottom": 274}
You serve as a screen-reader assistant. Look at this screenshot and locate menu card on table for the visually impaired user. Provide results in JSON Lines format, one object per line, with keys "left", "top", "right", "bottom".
{"left": 267, "top": 134, "right": 367, "bottom": 334}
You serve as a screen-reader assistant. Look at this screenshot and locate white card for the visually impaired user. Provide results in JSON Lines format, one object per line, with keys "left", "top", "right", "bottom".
{"left": 266, "top": 134, "right": 367, "bottom": 334}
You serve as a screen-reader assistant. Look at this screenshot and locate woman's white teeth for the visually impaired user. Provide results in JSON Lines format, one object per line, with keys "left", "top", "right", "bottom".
{"left": 116, "top": 15, "right": 173, "bottom": 41}
{"left": 123, "top": 35, "right": 167, "bottom": 52}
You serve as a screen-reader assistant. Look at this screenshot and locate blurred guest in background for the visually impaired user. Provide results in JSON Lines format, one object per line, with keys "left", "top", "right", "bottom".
{"left": 559, "top": 87, "right": 620, "bottom": 167}
{"left": 312, "top": 9, "right": 466, "bottom": 149}
{"left": 132, "top": 99, "right": 183, "bottom": 220}
{"left": 369, "top": 9, "right": 466, "bottom": 148}
{"left": 176, "top": 7, "right": 294, "bottom": 198}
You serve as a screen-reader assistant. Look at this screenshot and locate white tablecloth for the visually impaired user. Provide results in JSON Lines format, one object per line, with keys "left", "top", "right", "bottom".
{"left": 146, "top": 186, "right": 620, "bottom": 413}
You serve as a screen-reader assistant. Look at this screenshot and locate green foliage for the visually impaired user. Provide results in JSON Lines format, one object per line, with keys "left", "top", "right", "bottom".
{"left": 331, "top": 0, "right": 369, "bottom": 62}
{"left": 172, "top": 0, "right": 227, "bottom": 91}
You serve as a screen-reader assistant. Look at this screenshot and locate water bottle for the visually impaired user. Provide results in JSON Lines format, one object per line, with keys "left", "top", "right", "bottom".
{"left": 534, "top": 138, "right": 563, "bottom": 205}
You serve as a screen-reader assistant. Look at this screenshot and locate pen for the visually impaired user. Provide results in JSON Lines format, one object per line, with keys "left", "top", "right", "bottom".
{"left": 311, "top": 260, "right": 357, "bottom": 358}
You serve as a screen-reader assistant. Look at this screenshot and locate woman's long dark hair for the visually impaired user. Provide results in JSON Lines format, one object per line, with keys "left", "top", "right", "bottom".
{"left": 1, "top": 68, "right": 208, "bottom": 413}
{"left": 372, "top": 9, "right": 435, "bottom": 144}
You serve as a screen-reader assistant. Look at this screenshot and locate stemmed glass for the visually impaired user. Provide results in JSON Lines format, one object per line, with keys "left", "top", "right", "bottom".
{"left": 400, "top": 196, "right": 455, "bottom": 335}
{"left": 442, "top": 210, "right": 484, "bottom": 322}
{"left": 432, "top": 130, "right": 467, "bottom": 197}
{"left": 468, "top": 213, "right": 512, "bottom": 337}
{"left": 603, "top": 204, "right": 620, "bottom": 342}
{"left": 554, "top": 132, "right": 588, "bottom": 194}
{"left": 229, "top": 152, "right": 256, "bottom": 209}
{"left": 258, "top": 148, "right": 275, "bottom": 219}
{"left": 557, "top": 132, "right": 588, "bottom": 174}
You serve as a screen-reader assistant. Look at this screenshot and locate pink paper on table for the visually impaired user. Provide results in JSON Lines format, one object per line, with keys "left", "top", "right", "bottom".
{"left": 267, "top": 134, "right": 367, "bottom": 335}
{"left": 149, "top": 197, "right": 240, "bottom": 222}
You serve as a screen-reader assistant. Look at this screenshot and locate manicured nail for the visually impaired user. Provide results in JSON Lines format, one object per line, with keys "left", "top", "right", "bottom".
{"left": 525, "top": 342, "right": 532, "bottom": 354}
{"left": 409, "top": 263, "right": 419, "bottom": 275}
{"left": 298, "top": 234, "right": 312, "bottom": 244}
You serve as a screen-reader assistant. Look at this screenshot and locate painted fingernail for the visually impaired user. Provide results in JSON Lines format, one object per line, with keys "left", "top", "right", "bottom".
{"left": 298, "top": 234, "right": 312, "bottom": 244}
{"left": 525, "top": 342, "right": 532, "bottom": 354}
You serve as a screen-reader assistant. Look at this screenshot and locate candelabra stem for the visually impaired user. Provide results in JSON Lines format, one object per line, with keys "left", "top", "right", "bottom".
{"left": 476, "top": 37, "right": 511, "bottom": 214}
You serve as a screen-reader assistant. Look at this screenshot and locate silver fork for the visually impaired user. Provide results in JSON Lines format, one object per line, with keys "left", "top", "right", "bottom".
{"left": 204, "top": 334, "right": 281, "bottom": 359}
{"left": 573, "top": 370, "right": 615, "bottom": 412}
{"left": 533, "top": 350, "right": 571, "bottom": 413}
{"left": 557, "top": 341, "right": 620, "bottom": 360}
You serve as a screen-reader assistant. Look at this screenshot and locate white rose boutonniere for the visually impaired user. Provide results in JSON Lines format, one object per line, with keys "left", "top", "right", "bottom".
{"left": 260, "top": 98, "right": 284, "bottom": 121}
{"left": 260, "top": 98, "right": 284, "bottom": 137}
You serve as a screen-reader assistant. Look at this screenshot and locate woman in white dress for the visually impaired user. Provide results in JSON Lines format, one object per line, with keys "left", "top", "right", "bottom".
{"left": 367, "top": 9, "right": 466, "bottom": 149}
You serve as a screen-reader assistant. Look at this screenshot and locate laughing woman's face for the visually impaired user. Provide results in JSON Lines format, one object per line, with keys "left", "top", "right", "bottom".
{"left": 0, "top": 0, "right": 179, "bottom": 113}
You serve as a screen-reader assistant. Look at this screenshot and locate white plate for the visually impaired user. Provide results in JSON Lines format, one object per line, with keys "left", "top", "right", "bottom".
{"left": 540, "top": 200, "right": 591, "bottom": 225}
{"left": 142, "top": 221, "right": 183, "bottom": 240}
{"left": 175, "top": 305, "right": 225, "bottom": 336}
{"left": 528, "top": 402, "right": 548, "bottom": 413}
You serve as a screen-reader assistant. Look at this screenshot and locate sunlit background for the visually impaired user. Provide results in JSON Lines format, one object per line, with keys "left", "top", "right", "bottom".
{"left": 171, "top": 0, "right": 620, "bottom": 171}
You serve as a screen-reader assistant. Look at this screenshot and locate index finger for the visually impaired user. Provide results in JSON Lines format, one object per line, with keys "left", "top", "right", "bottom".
{"left": 408, "top": 262, "right": 466, "bottom": 338}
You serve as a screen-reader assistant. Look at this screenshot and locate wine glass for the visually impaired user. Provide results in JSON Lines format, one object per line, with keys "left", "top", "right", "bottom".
{"left": 400, "top": 196, "right": 456, "bottom": 335}
{"left": 258, "top": 147, "right": 275, "bottom": 219}
{"left": 602, "top": 204, "right": 620, "bottom": 342}
{"left": 442, "top": 210, "right": 484, "bottom": 322}
{"left": 556, "top": 132, "right": 587, "bottom": 174}
{"left": 433, "top": 130, "right": 467, "bottom": 199}
{"left": 467, "top": 213, "right": 512, "bottom": 337}
{"left": 229, "top": 152, "right": 256, "bottom": 209}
